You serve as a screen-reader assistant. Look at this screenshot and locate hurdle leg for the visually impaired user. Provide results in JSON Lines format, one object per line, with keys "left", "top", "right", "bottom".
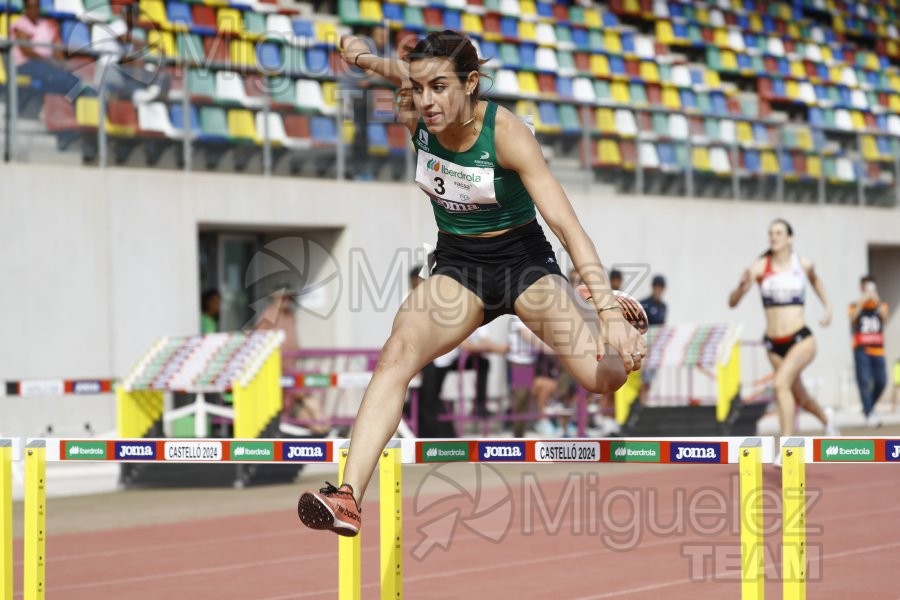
{"left": 338, "top": 447, "right": 361, "bottom": 600}
{"left": 1, "top": 440, "right": 13, "bottom": 600}
{"left": 739, "top": 438, "right": 764, "bottom": 599}
{"left": 782, "top": 438, "right": 806, "bottom": 600}
{"left": 24, "top": 440, "right": 46, "bottom": 600}
{"left": 380, "top": 443, "right": 402, "bottom": 600}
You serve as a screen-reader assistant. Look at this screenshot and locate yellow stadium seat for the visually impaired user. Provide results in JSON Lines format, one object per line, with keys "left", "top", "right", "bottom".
{"left": 889, "top": 95, "right": 900, "bottom": 113}
{"left": 748, "top": 14, "right": 762, "bottom": 32}
{"left": 342, "top": 120, "right": 355, "bottom": 145}
{"left": 785, "top": 80, "right": 800, "bottom": 100}
{"left": 610, "top": 80, "right": 630, "bottom": 103}
{"left": 833, "top": 16, "right": 845, "bottom": 33}
{"left": 795, "top": 128, "right": 813, "bottom": 151}
{"left": 139, "top": 0, "right": 172, "bottom": 29}
{"left": 147, "top": 30, "right": 175, "bottom": 57}
{"left": 228, "top": 109, "right": 257, "bottom": 142}
{"left": 321, "top": 81, "right": 339, "bottom": 113}
{"left": 515, "top": 100, "right": 537, "bottom": 118}
{"left": 583, "top": 8, "right": 601, "bottom": 28}
{"left": 315, "top": 21, "right": 339, "bottom": 45}
{"left": 639, "top": 61, "right": 659, "bottom": 83}
{"left": 604, "top": 31, "right": 622, "bottom": 54}
{"left": 736, "top": 121, "right": 753, "bottom": 144}
{"left": 696, "top": 7, "right": 709, "bottom": 24}
{"left": 519, "top": 21, "right": 536, "bottom": 42}
{"left": 590, "top": 54, "right": 609, "bottom": 77}
{"left": 520, "top": 0, "right": 537, "bottom": 18}
{"left": 231, "top": 40, "right": 256, "bottom": 69}
{"left": 761, "top": 150, "right": 779, "bottom": 174}
{"left": 820, "top": 46, "right": 833, "bottom": 64}
{"left": 622, "top": 0, "right": 639, "bottom": 13}
{"left": 597, "top": 139, "right": 621, "bottom": 166}
{"left": 217, "top": 8, "right": 244, "bottom": 36}
{"left": 860, "top": 136, "right": 879, "bottom": 161}
{"left": 713, "top": 28, "right": 728, "bottom": 47}
{"left": 692, "top": 146, "right": 711, "bottom": 172}
{"left": 890, "top": 75, "right": 900, "bottom": 93}
{"left": 76, "top": 97, "right": 100, "bottom": 128}
{"left": 1, "top": 13, "right": 21, "bottom": 40}
{"left": 655, "top": 21, "right": 675, "bottom": 44}
{"left": 850, "top": 110, "right": 865, "bottom": 130}
{"left": 790, "top": 60, "right": 805, "bottom": 80}
{"left": 0, "top": 55, "right": 5, "bottom": 86}
{"left": 359, "top": 0, "right": 383, "bottom": 21}
{"left": 705, "top": 70, "right": 721, "bottom": 88}
{"left": 517, "top": 71, "right": 538, "bottom": 95}
{"left": 662, "top": 85, "right": 681, "bottom": 109}
{"left": 787, "top": 23, "right": 800, "bottom": 39}
{"left": 807, "top": 155, "right": 821, "bottom": 178}
{"left": 864, "top": 53, "right": 879, "bottom": 71}
{"left": 721, "top": 50, "right": 737, "bottom": 70}
{"left": 461, "top": 14, "right": 483, "bottom": 35}
{"left": 595, "top": 108, "right": 615, "bottom": 133}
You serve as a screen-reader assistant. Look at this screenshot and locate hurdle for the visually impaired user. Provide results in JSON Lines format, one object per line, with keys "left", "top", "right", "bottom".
{"left": 779, "top": 436, "right": 900, "bottom": 600}
{"left": 5, "top": 436, "right": 772, "bottom": 599}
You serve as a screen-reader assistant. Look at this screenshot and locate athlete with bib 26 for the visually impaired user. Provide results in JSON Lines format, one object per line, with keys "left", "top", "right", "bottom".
{"left": 297, "top": 30, "right": 647, "bottom": 537}
{"left": 849, "top": 275, "right": 890, "bottom": 427}
{"left": 728, "top": 219, "right": 839, "bottom": 464}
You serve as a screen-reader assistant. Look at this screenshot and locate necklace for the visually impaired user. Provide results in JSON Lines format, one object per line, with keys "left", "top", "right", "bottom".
{"left": 457, "top": 104, "right": 479, "bottom": 134}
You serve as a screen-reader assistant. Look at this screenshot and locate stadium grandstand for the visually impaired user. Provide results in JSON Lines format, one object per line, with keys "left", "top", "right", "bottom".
{"left": 0, "top": 0, "right": 899, "bottom": 204}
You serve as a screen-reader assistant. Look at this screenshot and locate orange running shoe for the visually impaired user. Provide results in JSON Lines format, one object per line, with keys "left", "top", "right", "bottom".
{"left": 297, "top": 482, "right": 361, "bottom": 537}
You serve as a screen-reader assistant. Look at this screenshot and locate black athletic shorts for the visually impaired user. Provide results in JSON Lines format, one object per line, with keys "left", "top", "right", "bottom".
{"left": 432, "top": 219, "right": 564, "bottom": 324}
{"left": 763, "top": 326, "right": 812, "bottom": 358}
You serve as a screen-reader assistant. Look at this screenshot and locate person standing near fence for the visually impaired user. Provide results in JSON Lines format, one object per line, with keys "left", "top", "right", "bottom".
{"left": 848, "top": 275, "right": 890, "bottom": 427}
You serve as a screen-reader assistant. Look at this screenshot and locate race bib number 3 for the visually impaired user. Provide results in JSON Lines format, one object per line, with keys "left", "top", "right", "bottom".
{"left": 415, "top": 151, "right": 498, "bottom": 212}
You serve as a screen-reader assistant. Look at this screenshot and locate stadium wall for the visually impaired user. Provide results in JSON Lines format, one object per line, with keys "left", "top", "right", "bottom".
{"left": 1, "top": 162, "right": 898, "bottom": 435}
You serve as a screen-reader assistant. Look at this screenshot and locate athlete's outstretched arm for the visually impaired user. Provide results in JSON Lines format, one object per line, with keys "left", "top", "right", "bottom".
{"left": 493, "top": 106, "right": 643, "bottom": 372}
{"left": 729, "top": 259, "right": 763, "bottom": 308}
{"left": 801, "top": 257, "right": 832, "bottom": 326}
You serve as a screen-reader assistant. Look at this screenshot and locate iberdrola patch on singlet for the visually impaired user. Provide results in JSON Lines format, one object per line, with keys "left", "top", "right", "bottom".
{"left": 414, "top": 135, "right": 499, "bottom": 213}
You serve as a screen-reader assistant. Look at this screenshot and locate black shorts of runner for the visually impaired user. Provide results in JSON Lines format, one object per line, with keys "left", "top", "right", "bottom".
{"left": 432, "top": 219, "right": 564, "bottom": 324}
{"left": 763, "top": 326, "right": 812, "bottom": 358}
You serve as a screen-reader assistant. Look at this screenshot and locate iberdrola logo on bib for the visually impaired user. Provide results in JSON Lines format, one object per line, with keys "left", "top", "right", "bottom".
{"left": 426, "top": 158, "right": 441, "bottom": 172}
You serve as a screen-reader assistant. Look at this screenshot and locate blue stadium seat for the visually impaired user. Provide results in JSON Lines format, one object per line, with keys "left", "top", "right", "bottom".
{"left": 538, "top": 102, "right": 560, "bottom": 128}
{"left": 772, "top": 78, "right": 787, "bottom": 97}
{"left": 808, "top": 107, "right": 825, "bottom": 127}
{"left": 310, "top": 116, "right": 337, "bottom": 145}
{"left": 744, "top": 150, "right": 761, "bottom": 174}
{"left": 519, "top": 43, "right": 536, "bottom": 68}
{"left": 167, "top": 2, "right": 192, "bottom": 29}
{"left": 382, "top": 3, "right": 402, "bottom": 21}
{"left": 656, "top": 143, "right": 679, "bottom": 170}
{"left": 609, "top": 55, "right": 626, "bottom": 76}
{"left": 500, "top": 17, "right": 517, "bottom": 39}
{"left": 537, "top": 2, "right": 553, "bottom": 18}
{"left": 293, "top": 20, "right": 315, "bottom": 39}
{"left": 169, "top": 104, "right": 202, "bottom": 138}
{"left": 257, "top": 43, "right": 282, "bottom": 72}
{"left": 737, "top": 53, "right": 753, "bottom": 71}
{"left": 572, "top": 28, "right": 588, "bottom": 49}
{"left": 710, "top": 92, "right": 727, "bottom": 114}
{"left": 61, "top": 20, "right": 90, "bottom": 53}
{"left": 444, "top": 10, "right": 461, "bottom": 30}
{"left": 557, "top": 77, "right": 574, "bottom": 98}
{"left": 680, "top": 89, "right": 697, "bottom": 110}
{"left": 367, "top": 122, "right": 389, "bottom": 154}
{"left": 621, "top": 31, "right": 635, "bottom": 54}
{"left": 306, "top": 48, "right": 330, "bottom": 75}
{"left": 602, "top": 12, "right": 619, "bottom": 27}
{"left": 480, "top": 41, "right": 499, "bottom": 62}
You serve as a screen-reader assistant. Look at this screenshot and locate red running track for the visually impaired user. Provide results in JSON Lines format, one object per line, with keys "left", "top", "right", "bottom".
{"left": 11, "top": 464, "right": 900, "bottom": 599}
